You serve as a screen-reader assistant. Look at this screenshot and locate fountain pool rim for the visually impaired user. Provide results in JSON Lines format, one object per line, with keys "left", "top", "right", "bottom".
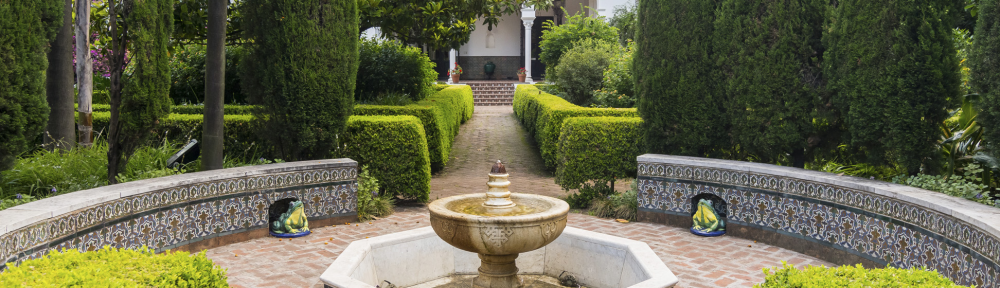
{"left": 428, "top": 193, "right": 570, "bottom": 224}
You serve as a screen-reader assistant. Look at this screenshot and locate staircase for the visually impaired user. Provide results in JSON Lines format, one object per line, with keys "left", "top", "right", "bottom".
{"left": 466, "top": 81, "right": 516, "bottom": 106}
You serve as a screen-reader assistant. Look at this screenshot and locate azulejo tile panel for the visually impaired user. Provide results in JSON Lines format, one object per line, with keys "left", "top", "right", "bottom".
{"left": 0, "top": 164, "right": 358, "bottom": 271}
{"left": 637, "top": 161, "right": 1000, "bottom": 288}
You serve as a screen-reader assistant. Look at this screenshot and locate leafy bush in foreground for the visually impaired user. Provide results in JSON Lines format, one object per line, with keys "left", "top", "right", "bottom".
{"left": 356, "top": 165, "right": 395, "bottom": 221}
{"left": 0, "top": 246, "right": 228, "bottom": 287}
{"left": 590, "top": 180, "right": 638, "bottom": 221}
{"left": 755, "top": 262, "right": 965, "bottom": 288}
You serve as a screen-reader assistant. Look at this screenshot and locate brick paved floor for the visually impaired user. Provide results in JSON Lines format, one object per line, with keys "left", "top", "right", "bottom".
{"left": 205, "top": 107, "right": 833, "bottom": 287}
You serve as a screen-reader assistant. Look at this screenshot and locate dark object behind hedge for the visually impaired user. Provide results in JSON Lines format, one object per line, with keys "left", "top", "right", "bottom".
{"left": 356, "top": 39, "right": 438, "bottom": 103}
{"left": 826, "top": 0, "right": 961, "bottom": 175}
{"left": 241, "top": 0, "right": 358, "bottom": 162}
{"left": 0, "top": 0, "right": 61, "bottom": 171}
{"left": 634, "top": 0, "right": 725, "bottom": 157}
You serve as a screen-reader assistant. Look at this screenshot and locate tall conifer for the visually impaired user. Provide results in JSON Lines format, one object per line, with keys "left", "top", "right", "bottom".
{"left": 971, "top": 0, "right": 1000, "bottom": 155}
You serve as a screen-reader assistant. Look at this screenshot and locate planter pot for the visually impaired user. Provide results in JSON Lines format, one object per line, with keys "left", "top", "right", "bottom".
{"left": 452, "top": 74, "right": 460, "bottom": 83}
{"left": 518, "top": 74, "right": 526, "bottom": 82}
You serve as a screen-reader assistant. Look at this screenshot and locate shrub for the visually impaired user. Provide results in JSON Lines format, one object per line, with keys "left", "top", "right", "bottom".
{"left": 0, "top": 246, "right": 228, "bottom": 287}
{"left": 556, "top": 117, "right": 643, "bottom": 190}
{"left": 356, "top": 165, "right": 395, "bottom": 221}
{"left": 971, "top": 0, "right": 1000, "bottom": 157}
{"left": 0, "top": 0, "right": 61, "bottom": 171}
{"left": 825, "top": 0, "right": 961, "bottom": 174}
{"left": 169, "top": 44, "right": 246, "bottom": 105}
{"left": 590, "top": 89, "right": 635, "bottom": 109}
{"left": 554, "top": 39, "right": 617, "bottom": 106}
{"left": 338, "top": 115, "right": 431, "bottom": 202}
{"left": 353, "top": 85, "right": 473, "bottom": 171}
{"left": 590, "top": 181, "right": 638, "bottom": 221}
{"left": 513, "top": 84, "right": 638, "bottom": 170}
{"left": 356, "top": 39, "right": 438, "bottom": 103}
{"left": 634, "top": 0, "right": 725, "bottom": 156}
{"left": 602, "top": 42, "right": 634, "bottom": 99}
{"left": 609, "top": 4, "right": 636, "bottom": 46}
{"left": 565, "top": 181, "right": 614, "bottom": 209}
{"left": 92, "top": 112, "right": 264, "bottom": 160}
{"left": 538, "top": 10, "right": 618, "bottom": 79}
{"left": 892, "top": 163, "right": 997, "bottom": 206}
{"left": 90, "top": 104, "right": 256, "bottom": 115}
{"left": 242, "top": 0, "right": 358, "bottom": 162}
{"left": 756, "top": 262, "right": 965, "bottom": 287}
{"left": 714, "top": 0, "right": 824, "bottom": 165}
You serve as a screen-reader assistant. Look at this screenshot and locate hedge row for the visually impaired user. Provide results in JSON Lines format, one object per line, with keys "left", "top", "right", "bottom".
{"left": 90, "top": 112, "right": 264, "bottom": 159}
{"left": 556, "top": 117, "right": 644, "bottom": 189}
{"left": 353, "top": 85, "right": 473, "bottom": 171}
{"left": 87, "top": 104, "right": 256, "bottom": 115}
{"left": 513, "top": 84, "right": 638, "bottom": 170}
{"left": 339, "top": 115, "right": 431, "bottom": 201}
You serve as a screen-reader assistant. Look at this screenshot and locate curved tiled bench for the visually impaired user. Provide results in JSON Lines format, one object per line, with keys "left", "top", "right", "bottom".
{"left": 636, "top": 154, "right": 1000, "bottom": 288}
{"left": 0, "top": 159, "right": 358, "bottom": 271}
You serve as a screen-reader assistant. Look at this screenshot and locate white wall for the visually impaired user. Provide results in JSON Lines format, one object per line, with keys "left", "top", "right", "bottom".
{"left": 361, "top": 27, "right": 384, "bottom": 40}
{"left": 460, "top": 13, "right": 523, "bottom": 56}
{"left": 595, "top": 0, "right": 634, "bottom": 18}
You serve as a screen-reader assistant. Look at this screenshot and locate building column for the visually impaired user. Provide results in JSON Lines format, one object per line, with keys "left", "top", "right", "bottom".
{"left": 447, "top": 49, "right": 457, "bottom": 84}
{"left": 521, "top": 7, "right": 536, "bottom": 83}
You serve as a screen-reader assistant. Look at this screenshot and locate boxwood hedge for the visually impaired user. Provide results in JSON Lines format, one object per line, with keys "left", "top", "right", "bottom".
{"left": 513, "top": 84, "right": 638, "bottom": 170}
{"left": 757, "top": 262, "right": 965, "bottom": 287}
{"left": 88, "top": 104, "right": 256, "bottom": 115}
{"left": 90, "top": 112, "right": 263, "bottom": 159}
{"left": 556, "top": 117, "right": 644, "bottom": 190}
{"left": 0, "top": 246, "right": 228, "bottom": 287}
{"left": 339, "top": 115, "right": 431, "bottom": 202}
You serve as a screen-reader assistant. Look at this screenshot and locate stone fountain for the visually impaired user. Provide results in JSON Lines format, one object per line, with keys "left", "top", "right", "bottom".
{"left": 429, "top": 161, "right": 569, "bottom": 288}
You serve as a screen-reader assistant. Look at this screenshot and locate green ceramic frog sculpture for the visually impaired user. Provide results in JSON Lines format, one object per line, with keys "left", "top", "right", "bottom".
{"left": 272, "top": 200, "right": 310, "bottom": 234}
{"left": 692, "top": 199, "right": 724, "bottom": 233}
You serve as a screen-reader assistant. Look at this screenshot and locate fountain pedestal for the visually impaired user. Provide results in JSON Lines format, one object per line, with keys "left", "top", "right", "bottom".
{"left": 475, "top": 254, "right": 520, "bottom": 288}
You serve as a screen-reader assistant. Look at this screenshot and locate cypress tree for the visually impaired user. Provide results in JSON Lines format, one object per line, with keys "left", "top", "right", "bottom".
{"left": 826, "top": 0, "right": 960, "bottom": 174}
{"left": 0, "top": 0, "right": 61, "bottom": 171}
{"left": 714, "top": 0, "right": 824, "bottom": 166}
{"left": 634, "top": 0, "right": 724, "bottom": 156}
{"left": 107, "top": 0, "right": 174, "bottom": 182}
{"left": 242, "top": 0, "right": 358, "bottom": 161}
{"left": 971, "top": 0, "right": 1000, "bottom": 155}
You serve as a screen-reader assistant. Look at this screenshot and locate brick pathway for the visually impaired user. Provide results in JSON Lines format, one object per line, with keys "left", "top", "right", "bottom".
{"left": 205, "top": 107, "right": 832, "bottom": 287}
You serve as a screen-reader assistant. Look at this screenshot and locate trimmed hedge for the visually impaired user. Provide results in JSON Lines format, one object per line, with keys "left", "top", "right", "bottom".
{"left": 757, "top": 262, "right": 965, "bottom": 287}
{"left": 340, "top": 115, "right": 431, "bottom": 202}
{"left": 513, "top": 84, "right": 638, "bottom": 170}
{"left": 556, "top": 117, "right": 644, "bottom": 189}
{"left": 353, "top": 84, "right": 473, "bottom": 171}
{"left": 88, "top": 104, "right": 255, "bottom": 115}
{"left": 0, "top": 246, "right": 228, "bottom": 287}
{"left": 90, "top": 112, "right": 264, "bottom": 159}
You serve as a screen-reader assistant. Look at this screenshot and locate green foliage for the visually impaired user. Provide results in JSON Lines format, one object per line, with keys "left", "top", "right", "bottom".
{"left": 556, "top": 117, "right": 643, "bottom": 189}
{"left": 89, "top": 104, "right": 256, "bottom": 115}
{"left": 609, "top": 3, "right": 636, "bottom": 46}
{"left": 0, "top": 140, "right": 183, "bottom": 207}
{"left": 513, "top": 85, "right": 638, "bottom": 170}
{"left": 113, "top": 0, "right": 175, "bottom": 177}
{"left": 339, "top": 116, "right": 431, "bottom": 202}
{"left": 358, "top": 92, "right": 415, "bottom": 106}
{"left": 538, "top": 10, "right": 618, "bottom": 79}
{"left": 634, "top": 0, "right": 724, "bottom": 156}
{"left": 0, "top": 246, "right": 228, "bottom": 287}
{"left": 755, "top": 262, "right": 965, "bottom": 288}
{"left": 714, "top": 0, "right": 823, "bottom": 164}
{"left": 554, "top": 39, "right": 617, "bottom": 106}
{"left": 0, "top": 0, "right": 61, "bottom": 171}
{"left": 356, "top": 165, "right": 395, "bottom": 221}
{"left": 602, "top": 42, "right": 634, "bottom": 99}
{"left": 1, "top": 194, "right": 37, "bottom": 210}
{"left": 353, "top": 85, "right": 473, "bottom": 171}
{"left": 242, "top": 0, "right": 358, "bottom": 161}
{"left": 970, "top": 0, "right": 1000, "bottom": 158}
{"left": 816, "top": 159, "right": 904, "bottom": 181}
{"left": 590, "top": 181, "right": 638, "bottom": 221}
{"left": 565, "top": 181, "right": 614, "bottom": 209}
{"left": 590, "top": 89, "right": 635, "bottom": 109}
{"left": 825, "top": 0, "right": 961, "bottom": 174}
{"left": 893, "top": 163, "right": 997, "bottom": 206}
{"left": 356, "top": 39, "right": 438, "bottom": 103}
{"left": 92, "top": 112, "right": 265, "bottom": 161}
{"left": 168, "top": 44, "right": 247, "bottom": 104}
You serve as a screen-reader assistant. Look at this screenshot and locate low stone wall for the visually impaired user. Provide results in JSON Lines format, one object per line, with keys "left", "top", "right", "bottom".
{"left": 636, "top": 154, "right": 1000, "bottom": 288}
{"left": 0, "top": 159, "right": 358, "bottom": 271}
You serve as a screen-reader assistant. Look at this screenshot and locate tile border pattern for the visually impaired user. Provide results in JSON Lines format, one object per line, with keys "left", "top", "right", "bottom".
{"left": 0, "top": 161, "right": 358, "bottom": 271}
{"left": 637, "top": 156, "right": 999, "bottom": 288}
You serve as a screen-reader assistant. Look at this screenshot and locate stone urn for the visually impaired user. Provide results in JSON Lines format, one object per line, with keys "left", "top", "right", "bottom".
{"left": 429, "top": 161, "right": 569, "bottom": 288}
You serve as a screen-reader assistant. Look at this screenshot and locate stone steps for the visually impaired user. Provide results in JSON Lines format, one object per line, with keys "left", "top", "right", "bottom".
{"left": 466, "top": 82, "right": 516, "bottom": 106}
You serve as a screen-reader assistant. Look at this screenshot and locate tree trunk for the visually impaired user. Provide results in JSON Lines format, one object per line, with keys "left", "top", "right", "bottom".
{"left": 201, "top": 0, "right": 227, "bottom": 171}
{"left": 44, "top": 0, "right": 76, "bottom": 151}
{"left": 107, "top": 0, "right": 124, "bottom": 184}
{"left": 76, "top": 0, "right": 93, "bottom": 147}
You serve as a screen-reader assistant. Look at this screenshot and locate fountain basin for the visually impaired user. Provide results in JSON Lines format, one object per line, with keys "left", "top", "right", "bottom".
{"left": 319, "top": 226, "right": 679, "bottom": 288}
{"left": 429, "top": 193, "right": 569, "bottom": 256}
